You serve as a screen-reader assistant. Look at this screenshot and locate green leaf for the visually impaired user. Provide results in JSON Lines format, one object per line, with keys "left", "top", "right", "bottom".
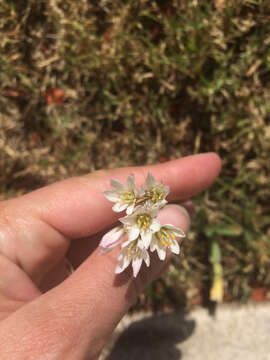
{"left": 205, "top": 224, "right": 243, "bottom": 237}
{"left": 209, "top": 240, "right": 222, "bottom": 263}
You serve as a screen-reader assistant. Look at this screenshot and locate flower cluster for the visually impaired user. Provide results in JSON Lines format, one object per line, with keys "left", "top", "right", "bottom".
{"left": 100, "top": 173, "right": 185, "bottom": 277}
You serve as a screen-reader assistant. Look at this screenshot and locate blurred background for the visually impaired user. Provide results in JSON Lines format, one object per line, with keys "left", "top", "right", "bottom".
{"left": 0, "top": 0, "right": 270, "bottom": 311}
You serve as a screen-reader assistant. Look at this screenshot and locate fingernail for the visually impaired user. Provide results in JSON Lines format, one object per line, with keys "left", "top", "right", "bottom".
{"left": 170, "top": 204, "right": 191, "bottom": 223}
{"left": 157, "top": 204, "right": 191, "bottom": 234}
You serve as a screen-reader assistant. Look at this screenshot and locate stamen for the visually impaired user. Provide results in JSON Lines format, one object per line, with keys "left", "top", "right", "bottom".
{"left": 137, "top": 214, "right": 151, "bottom": 230}
{"left": 120, "top": 191, "right": 135, "bottom": 202}
{"left": 150, "top": 186, "right": 165, "bottom": 202}
{"left": 161, "top": 240, "right": 168, "bottom": 247}
{"left": 127, "top": 241, "right": 139, "bottom": 260}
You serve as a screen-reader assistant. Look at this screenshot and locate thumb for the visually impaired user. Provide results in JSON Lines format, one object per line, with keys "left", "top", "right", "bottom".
{"left": 0, "top": 205, "right": 190, "bottom": 359}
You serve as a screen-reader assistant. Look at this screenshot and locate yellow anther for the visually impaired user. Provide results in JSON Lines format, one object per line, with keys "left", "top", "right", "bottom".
{"left": 171, "top": 233, "right": 175, "bottom": 239}
{"left": 137, "top": 214, "right": 151, "bottom": 229}
{"left": 168, "top": 241, "right": 172, "bottom": 245}
{"left": 161, "top": 240, "right": 168, "bottom": 247}
{"left": 166, "top": 235, "right": 170, "bottom": 239}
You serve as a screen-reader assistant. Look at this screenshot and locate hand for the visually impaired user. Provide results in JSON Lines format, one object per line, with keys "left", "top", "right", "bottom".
{"left": 0, "top": 153, "right": 221, "bottom": 359}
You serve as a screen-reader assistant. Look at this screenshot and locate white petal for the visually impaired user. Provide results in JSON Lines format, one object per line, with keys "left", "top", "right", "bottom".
{"left": 112, "top": 202, "right": 128, "bottom": 212}
{"left": 163, "top": 185, "right": 170, "bottom": 196}
{"left": 149, "top": 207, "right": 159, "bottom": 218}
{"left": 99, "top": 226, "right": 124, "bottom": 249}
{"left": 131, "top": 205, "right": 144, "bottom": 215}
{"left": 119, "top": 215, "right": 132, "bottom": 225}
{"left": 143, "top": 250, "right": 150, "bottom": 267}
{"left": 118, "top": 251, "right": 124, "bottom": 261}
{"left": 165, "top": 224, "right": 186, "bottom": 237}
{"left": 111, "top": 179, "right": 125, "bottom": 191}
{"left": 137, "top": 186, "right": 145, "bottom": 197}
{"left": 118, "top": 247, "right": 128, "bottom": 261}
{"left": 121, "top": 237, "right": 136, "bottom": 248}
{"left": 150, "top": 240, "right": 157, "bottom": 252}
{"left": 141, "top": 230, "right": 152, "bottom": 248}
{"left": 169, "top": 239, "right": 180, "bottom": 254}
{"left": 150, "top": 219, "right": 161, "bottom": 233}
{"left": 132, "top": 205, "right": 142, "bottom": 214}
{"left": 137, "top": 236, "right": 146, "bottom": 249}
{"left": 157, "top": 246, "right": 167, "bottom": 260}
{"left": 128, "top": 226, "right": 140, "bottom": 241}
{"left": 132, "top": 257, "right": 143, "bottom": 277}
{"left": 146, "top": 173, "right": 156, "bottom": 189}
{"left": 126, "top": 203, "right": 135, "bottom": 215}
{"left": 103, "top": 190, "right": 119, "bottom": 202}
{"left": 157, "top": 199, "right": 168, "bottom": 208}
{"left": 126, "top": 174, "right": 136, "bottom": 191}
{"left": 137, "top": 237, "right": 145, "bottom": 249}
{"left": 115, "top": 257, "right": 130, "bottom": 274}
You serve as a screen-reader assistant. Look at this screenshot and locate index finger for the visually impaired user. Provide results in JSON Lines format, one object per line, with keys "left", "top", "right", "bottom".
{"left": 20, "top": 153, "right": 221, "bottom": 239}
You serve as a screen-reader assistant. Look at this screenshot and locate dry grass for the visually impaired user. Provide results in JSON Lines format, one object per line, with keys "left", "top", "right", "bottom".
{"left": 0, "top": 0, "right": 270, "bottom": 309}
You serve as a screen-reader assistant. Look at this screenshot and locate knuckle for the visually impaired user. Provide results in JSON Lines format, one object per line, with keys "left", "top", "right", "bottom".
{"left": 90, "top": 169, "right": 109, "bottom": 179}
{"left": 0, "top": 200, "right": 18, "bottom": 258}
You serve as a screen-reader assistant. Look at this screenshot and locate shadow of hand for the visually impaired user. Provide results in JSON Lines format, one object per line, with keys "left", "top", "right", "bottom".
{"left": 105, "top": 312, "right": 195, "bottom": 360}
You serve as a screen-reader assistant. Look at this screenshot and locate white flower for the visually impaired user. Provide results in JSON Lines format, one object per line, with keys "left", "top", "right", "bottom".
{"left": 101, "top": 173, "right": 186, "bottom": 278}
{"left": 115, "top": 240, "right": 150, "bottom": 277}
{"left": 150, "top": 224, "right": 185, "bottom": 260}
{"left": 104, "top": 174, "right": 136, "bottom": 215}
{"left": 99, "top": 226, "right": 125, "bottom": 253}
{"left": 142, "top": 173, "right": 169, "bottom": 207}
{"left": 119, "top": 205, "right": 161, "bottom": 249}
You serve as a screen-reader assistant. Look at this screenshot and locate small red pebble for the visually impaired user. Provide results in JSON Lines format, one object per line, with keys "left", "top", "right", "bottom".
{"left": 43, "top": 87, "right": 66, "bottom": 105}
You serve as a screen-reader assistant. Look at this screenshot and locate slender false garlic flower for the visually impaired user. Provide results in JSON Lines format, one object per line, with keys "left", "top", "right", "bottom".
{"left": 119, "top": 205, "right": 161, "bottom": 249}
{"left": 141, "top": 173, "right": 170, "bottom": 208}
{"left": 115, "top": 240, "right": 150, "bottom": 277}
{"left": 100, "top": 173, "right": 185, "bottom": 277}
{"left": 150, "top": 224, "right": 185, "bottom": 260}
{"left": 104, "top": 174, "right": 137, "bottom": 214}
{"left": 99, "top": 226, "right": 125, "bottom": 253}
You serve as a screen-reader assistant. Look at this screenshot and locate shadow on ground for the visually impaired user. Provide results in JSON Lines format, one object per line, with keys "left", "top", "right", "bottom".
{"left": 105, "top": 312, "right": 195, "bottom": 360}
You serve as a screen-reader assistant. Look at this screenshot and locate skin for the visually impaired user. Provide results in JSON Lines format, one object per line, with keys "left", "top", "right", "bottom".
{"left": 0, "top": 153, "right": 222, "bottom": 359}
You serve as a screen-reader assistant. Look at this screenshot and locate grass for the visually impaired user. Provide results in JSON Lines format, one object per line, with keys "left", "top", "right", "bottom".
{"left": 0, "top": 0, "right": 270, "bottom": 310}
